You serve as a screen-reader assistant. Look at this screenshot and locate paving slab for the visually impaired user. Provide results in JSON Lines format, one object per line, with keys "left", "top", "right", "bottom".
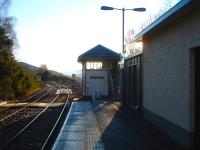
{"left": 53, "top": 141, "right": 85, "bottom": 150}
{"left": 58, "top": 131, "right": 85, "bottom": 141}
{"left": 52, "top": 101, "right": 104, "bottom": 150}
{"left": 62, "top": 125, "right": 85, "bottom": 132}
{"left": 66, "top": 118, "right": 85, "bottom": 125}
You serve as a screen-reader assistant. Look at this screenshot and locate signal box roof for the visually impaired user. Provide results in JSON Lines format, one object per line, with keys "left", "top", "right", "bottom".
{"left": 78, "top": 44, "right": 121, "bottom": 62}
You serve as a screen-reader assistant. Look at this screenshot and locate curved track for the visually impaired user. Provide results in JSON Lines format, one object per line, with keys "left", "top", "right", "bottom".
{"left": 0, "top": 87, "right": 53, "bottom": 125}
{"left": 0, "top": 83, "right": 53, "bottom": 114}
{"left": 0, "top": 87, "right": 71, "bottom": 149}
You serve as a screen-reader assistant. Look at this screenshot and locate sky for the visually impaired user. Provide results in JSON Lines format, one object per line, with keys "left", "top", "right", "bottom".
{"left": 8, "top": 0, "right": 180, "bottom": 75}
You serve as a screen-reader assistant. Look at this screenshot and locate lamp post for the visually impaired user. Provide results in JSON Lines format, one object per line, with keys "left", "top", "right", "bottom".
{"left": 101, "top": 6, "right": 146, "bottom": 56}
{"left": 101, "top": 6, "right": 146, "bottom": 105}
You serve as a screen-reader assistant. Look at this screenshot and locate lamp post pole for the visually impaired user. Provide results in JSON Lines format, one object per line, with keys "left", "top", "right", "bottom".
{"left": 122, "top": 8, "right": 125, "bottom": 55}
{"left": 101, "top": 6, "right": 146, "bottom": 56}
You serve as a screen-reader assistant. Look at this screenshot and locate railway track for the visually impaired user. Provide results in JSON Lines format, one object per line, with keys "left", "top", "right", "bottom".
{"left": 0, "top": 83, "right": 54, "bottom": 115}
{"left": 0, "top": 87, "right": 71, "bottom": 149}
{"left": 0, "top": 88, "right": 45, "bottom": 114}
{"left": 18, "top": 87, "right": 47, "bottom": 102}
{"left": 0, "top": 87, "right": 53, "bottom": 126}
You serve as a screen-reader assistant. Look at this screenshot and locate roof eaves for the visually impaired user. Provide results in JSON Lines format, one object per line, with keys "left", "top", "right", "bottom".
{"left": 125, "top": 51, "right": 143, "bottom": 60}
{"left": 78, "top": 57, "right": 120, "bottom": 62}
{"left": 135, "top": 0, "right": 191, "bottom": 41}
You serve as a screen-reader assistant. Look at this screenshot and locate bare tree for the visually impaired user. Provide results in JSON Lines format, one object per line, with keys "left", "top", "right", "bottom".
{"left": 125, "top": 29, "right": 142, "bottom": 55}
{"left": 40, "top": 64, "right": 48, "bottom": 71}
{"left": 139, "top": 1, "right": 173, "bottom": 31}
{"left": 0, "top": 0, "right": 10, "bottom": 16}
{"left": 125, "top": 1, "right": 175, "bottom": 56}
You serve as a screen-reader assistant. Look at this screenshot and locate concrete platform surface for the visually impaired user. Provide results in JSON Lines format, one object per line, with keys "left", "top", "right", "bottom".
{"left": 52, "top": 101, "right": 104, "bottom": 150}
{"left": 92, "top": 101, "right": 186, "bottom": 150}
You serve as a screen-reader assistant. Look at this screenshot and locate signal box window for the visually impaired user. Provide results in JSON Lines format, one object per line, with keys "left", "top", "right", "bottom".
{"left": 86, "top": 62, "right": 102, "bottom": 69}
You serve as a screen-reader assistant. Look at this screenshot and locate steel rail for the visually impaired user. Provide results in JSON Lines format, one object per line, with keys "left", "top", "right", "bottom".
{"left": 0, "top": 87, "right": 46, "bottom": 114}
{"left": 19, "top": 83, "right": 51, "bottom": 102}
{"left": 0, "top": 87, "right": 53, "bottom": 123}
{"left": 2, "top": 92, "right": 61, "bottom": 149}
{"left": 20, "top": 87, "right": 46, "bottom": 102}
{"left": 0, "top": 82, "right": 50, "bottom": 106}
{"left": 41, "top": 92, "right": 70, "bottom": 150}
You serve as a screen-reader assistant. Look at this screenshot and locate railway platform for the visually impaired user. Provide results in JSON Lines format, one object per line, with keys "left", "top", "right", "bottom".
{"left": 52, "top": 99, "right": 186, "bottom": 150}
{"left": 52, "top": 101, "right": 104, "bottom": 150}
{"left": 92, "top": 100, "right": 186, "bottom": 150}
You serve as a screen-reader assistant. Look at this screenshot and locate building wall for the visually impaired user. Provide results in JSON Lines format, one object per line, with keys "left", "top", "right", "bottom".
{"left": 81, "top": 59, "right": 119, "bottom": 70}
{"left": 81, "top": 59, "right": 119, "bottom": 97}
{"left": 124, "top": 55, "right": 142, "bottom": 107}
{"left": 143, "top": 8, "right": 200, "bottom": 131}
{"left": 85, "top": 69, "right": 108, "bottom": 96}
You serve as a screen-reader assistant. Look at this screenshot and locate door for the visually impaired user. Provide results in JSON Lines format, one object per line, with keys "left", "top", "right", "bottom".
{"left": 90, "top": 77, "right": 108, "bottom": 97}
{"left": 191, "top": 47, "right": 200, "bottom": 149}
{"left": 194, "top": 47, "right": 200, "bottom": 148}
{"left": 86, "top": 70, "right": 108, "bottom": 97}
{"left": 125, "top": 55, "right": 143, "bottom": 108}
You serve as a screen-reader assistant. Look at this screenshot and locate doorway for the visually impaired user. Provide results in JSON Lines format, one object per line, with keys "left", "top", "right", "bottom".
{"left": 193, "top": 46, "right": 200, "bottom": 148}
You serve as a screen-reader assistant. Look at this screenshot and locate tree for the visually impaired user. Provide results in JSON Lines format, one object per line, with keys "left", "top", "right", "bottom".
{"left": 125, "top": 1, "right": 174, "bottom": 56}
{"left": 40, "top": 64, "right": 48, "bottom": 71}
{"left": 0, "top": 0, "right": 10, "bottom": 17}
{"left": 139, "top": 1, "right": 173, "bottom": 30}
{"left": 125, "top": 29, "right": 142, "bottom": 55}
{"left": 0, "top": 1, "right": 42, "bottom": 100}
{"left": 0, "top": 17, "right": 17, "bottom": 53}
{"left": 38, "top": 64, "right": 52, "bottom": 81}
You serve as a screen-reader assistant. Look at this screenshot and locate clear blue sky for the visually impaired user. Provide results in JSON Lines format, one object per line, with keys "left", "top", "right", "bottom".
{"left": 9, "top": 0, "right": 180, "bottom": 75}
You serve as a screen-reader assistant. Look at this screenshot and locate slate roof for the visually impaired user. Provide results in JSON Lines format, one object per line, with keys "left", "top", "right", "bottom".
{"left": 78, "top": 44, "right": 121, "bottom": 62}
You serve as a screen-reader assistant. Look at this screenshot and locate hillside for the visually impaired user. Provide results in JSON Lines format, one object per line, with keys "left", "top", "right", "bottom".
{"left": 18, "top": 62, "right": 66, "bottom": 77}
{"left": 18, "top": 61, "right": 83, "bottom": 91}
{"left": 18, "top": 62, "right": 39, "bottom": 74}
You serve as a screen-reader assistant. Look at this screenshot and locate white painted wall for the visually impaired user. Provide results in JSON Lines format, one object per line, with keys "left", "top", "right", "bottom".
{"left": 143, "top": 9, "right": 200, "bottom": 131}
{"left": 85, "top": 70, "right": 108, "bottom": 96}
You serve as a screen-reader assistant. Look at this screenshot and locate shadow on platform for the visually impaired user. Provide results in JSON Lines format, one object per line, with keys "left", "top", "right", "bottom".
{"left": 92, "top": 100, "right": 193, "bottom": 150}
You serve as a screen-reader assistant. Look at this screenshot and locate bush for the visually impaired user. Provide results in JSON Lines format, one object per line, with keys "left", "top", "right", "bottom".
{"left": 0, "top": 52, "right": 42, "bottom": 100}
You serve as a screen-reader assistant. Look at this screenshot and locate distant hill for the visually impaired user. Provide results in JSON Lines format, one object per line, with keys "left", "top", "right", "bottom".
{"left": 17, "top": 62, "right": 82, "bottom": 91}
{"left": 18, "top": 62, "right": 67, "bottom": 77}
{"left": 18, "top": 62, "right": 39, "bottom": 74}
